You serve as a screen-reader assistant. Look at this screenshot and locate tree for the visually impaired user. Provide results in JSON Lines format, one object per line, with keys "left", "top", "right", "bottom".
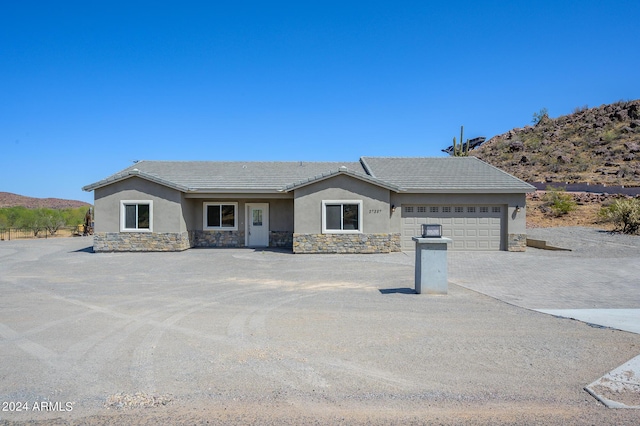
{"left": 532, "top": 107, "right": 549, "bottom": 125}
{"left": 42, "top": 209, "right": 66, "bottom": 235}
{"left": 18, "top": 209, "right": 45, "bottom": 236}
{"left": 61, "top": 207, "right": 87, "bottom": 228}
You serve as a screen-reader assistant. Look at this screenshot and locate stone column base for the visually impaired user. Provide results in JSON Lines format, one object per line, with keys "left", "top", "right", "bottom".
{"left": 192, "top": 230, "right": 245, "bottom": 248}
{"left": 93, "top": 232, "right": 191, "bottom": 252}
{"left": 293, "top": 233, "right": 401, "bottom": 254}
{"left": 508, "top": 233, "right": 527, "bottom": 252}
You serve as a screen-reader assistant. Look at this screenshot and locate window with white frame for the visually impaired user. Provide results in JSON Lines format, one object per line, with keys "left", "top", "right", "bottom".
{"left": 204, "top": 202, "right": 238, "bottom": 230}
{"left": 120, "top": 200, "right": 152, "bottom": 232}
{"left": 322, "top": 200, "right": 362, "bottom": 233}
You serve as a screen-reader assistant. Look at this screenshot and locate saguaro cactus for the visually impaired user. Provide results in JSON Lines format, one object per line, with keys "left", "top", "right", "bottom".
{"left": 452, "top": 126, "right": 470, "bottom": 156}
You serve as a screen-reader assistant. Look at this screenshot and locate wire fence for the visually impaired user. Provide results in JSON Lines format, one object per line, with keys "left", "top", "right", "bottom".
{"left": 528, "top": 182, "right": 640, "bottom": 196}
{"left": 0, "top": 226, "right": 86, "bottom": 241}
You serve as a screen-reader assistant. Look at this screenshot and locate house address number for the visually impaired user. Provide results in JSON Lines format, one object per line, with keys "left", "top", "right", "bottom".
{"left": 368, "top": 209, "right": 382, "bottom": 214}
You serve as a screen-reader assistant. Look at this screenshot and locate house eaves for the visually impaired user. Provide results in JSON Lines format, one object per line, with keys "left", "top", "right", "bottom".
{"left": 82, "top": 169, "right": 192, "bottom": 193}
{"left": 401, "top": 187, "right": 536, "bottom": 194}
{"left": 280, "top": 166, "right": 403, "bottom": 193}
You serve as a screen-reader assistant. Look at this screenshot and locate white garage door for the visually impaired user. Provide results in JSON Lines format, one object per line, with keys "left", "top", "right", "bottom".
{"left": 401, "top": 205, "right": 503, "bottom": 251}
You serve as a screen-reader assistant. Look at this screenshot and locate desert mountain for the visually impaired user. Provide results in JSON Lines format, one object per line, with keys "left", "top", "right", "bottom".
{"left": 0, "top": 192, "right": 91, "bottom": 209}
{"left": 470, "top": 99, "right": 640, "bottom": 187}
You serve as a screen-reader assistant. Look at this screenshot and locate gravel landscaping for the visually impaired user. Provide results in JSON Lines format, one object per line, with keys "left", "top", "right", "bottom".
{"left": 526, "top": 226, "right": 640, "bottom": 257}
{"left": 1, "top": 233, "right": 639, "bottom": 425}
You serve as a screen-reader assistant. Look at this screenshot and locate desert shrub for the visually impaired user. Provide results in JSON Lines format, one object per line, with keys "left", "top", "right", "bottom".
{"left": 527, "top": 137, "right": 541, "bottom": 151}
{"left": 543, "top": 186, "right": 577, "bottom": 216}
{"left": 598, "top": 198, "right": 640, "bottom": 234}
{"left": 601, "top": 130, "right": 616, "bottom": 144}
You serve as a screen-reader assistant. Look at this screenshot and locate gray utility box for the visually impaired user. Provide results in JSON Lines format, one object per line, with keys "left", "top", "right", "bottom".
{"left": 412, "top": 235, "right": 452, "bottom": 295}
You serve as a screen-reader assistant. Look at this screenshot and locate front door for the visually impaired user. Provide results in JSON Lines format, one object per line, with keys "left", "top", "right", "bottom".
{"left": 246, "top": 203, "right": 269, "bottom": 247}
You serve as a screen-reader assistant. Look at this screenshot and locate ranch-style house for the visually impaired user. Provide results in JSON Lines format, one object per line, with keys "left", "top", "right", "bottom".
{"left": 82, "top": 156, "right": 535, "bottom": 253}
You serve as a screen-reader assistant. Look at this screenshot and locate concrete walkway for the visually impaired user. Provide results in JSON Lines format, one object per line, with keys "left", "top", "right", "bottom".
{"left": 446, "top": 227, "right": 640, "bottom": 408}
{"left": 447, "top": 227, "right": 640, "bottom": 331}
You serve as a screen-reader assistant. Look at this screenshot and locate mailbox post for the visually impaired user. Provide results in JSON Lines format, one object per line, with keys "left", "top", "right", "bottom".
{"left": 412, "top": 224, "right": 451, "bottom": 294}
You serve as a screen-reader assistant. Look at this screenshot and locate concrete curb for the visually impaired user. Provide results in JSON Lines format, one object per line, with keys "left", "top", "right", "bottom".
{"left": 525, "top": 238, "right": 572, "bottom": 251}
{"left": 584, "top": 354, "right": 640, "bottom": 409}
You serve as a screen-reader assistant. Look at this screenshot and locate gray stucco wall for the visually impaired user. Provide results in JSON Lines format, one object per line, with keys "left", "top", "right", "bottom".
{"left": 93, "top": 177, "right": 187, "bottom": 234}
{"left": 92, "top": 177, "right": 189, "bottom": 252}
{"left": 293, "top": 174, "right": 391, "bottom": 234}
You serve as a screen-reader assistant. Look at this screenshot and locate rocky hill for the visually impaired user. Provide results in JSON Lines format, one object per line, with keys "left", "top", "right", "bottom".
{"left": 471, "top": 99, "right": 640, "bottom": 187}
{"left": 0, "top": 192, "right": 91, "bottom": 209}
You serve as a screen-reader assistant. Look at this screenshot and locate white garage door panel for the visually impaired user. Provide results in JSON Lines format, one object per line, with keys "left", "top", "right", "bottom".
{"left": 401, "top": 205, "right": 503, "bottom": 251}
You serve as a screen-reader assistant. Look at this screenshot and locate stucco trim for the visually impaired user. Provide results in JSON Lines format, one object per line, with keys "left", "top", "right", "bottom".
{"left": 83, "top": 169, "right": 191, "bottom": 193}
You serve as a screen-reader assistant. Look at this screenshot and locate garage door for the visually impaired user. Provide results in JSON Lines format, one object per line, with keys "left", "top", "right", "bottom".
{"left": 401, "top": 205, "right": 503, "bottom": 251}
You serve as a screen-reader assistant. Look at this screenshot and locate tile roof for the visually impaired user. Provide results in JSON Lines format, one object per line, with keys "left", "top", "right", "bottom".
{"left": 83, "top": 157, "right": 534, "bottom": 194}
{"left": 83, "top": 161, "right": 366, "bottom": 192}
{"left": 360, "top": 156, "right": 535, "bottom": 193}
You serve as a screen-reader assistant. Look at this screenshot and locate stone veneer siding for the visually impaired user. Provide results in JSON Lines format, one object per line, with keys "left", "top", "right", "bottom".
{"left": 508, "top": 233, "right": 527, "bottom": 252}
{"left": 270, "top": 231, "right": 293, "bottom": 248}
{"left": 93, "top": 232, "right": 191, "bottom": 252}
{"left": 192, "top": 230, "right": 245, "bottom": 248}
{"left": 293, "top": 233, "right": 401, "bottom": 254}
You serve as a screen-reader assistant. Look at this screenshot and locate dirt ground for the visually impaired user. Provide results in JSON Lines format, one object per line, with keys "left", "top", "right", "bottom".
{"left": 1, "top": 239, "right": 640, "bottom": 425}
{"left": 526, "top": 197, "right": 614, "bottom": 230}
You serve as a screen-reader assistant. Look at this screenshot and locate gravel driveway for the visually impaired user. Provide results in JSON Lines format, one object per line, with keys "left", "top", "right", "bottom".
{"left": 1, "top": 232, "right": 639, "bottom": 425}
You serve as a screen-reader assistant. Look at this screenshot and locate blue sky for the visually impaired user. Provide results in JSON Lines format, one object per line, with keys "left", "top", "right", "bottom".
{"left": 2, "top": 1, "right": 639, "bottom": 203}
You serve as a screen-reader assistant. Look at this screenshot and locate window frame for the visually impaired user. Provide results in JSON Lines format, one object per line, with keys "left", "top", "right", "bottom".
{"left": 120, "top": 200, "right": 153, "bottom": 232}
{"left": 203, "top": 202, "right": 238, "bottom": 231}
{"left": 321, "top": 200, "right": 363, "bottom": 234}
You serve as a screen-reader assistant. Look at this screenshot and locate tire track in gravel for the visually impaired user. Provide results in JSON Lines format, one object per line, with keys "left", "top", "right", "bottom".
{"left": 227, "top": 291, "right": 331, "bottom": 392}
{"left": 315, "top": 357, "right": 418, "bottom": 390}
{"left": 128, "top": 286, "right": 278, "bottom": 393}
{"left": 0, "top": 278, "right": 266, "bottom": 399}
{"left": 225, "top": 281, "right": 422, "bottom": 393}
{"left": 4, "top": 277, "right": 232, "bottom": 339}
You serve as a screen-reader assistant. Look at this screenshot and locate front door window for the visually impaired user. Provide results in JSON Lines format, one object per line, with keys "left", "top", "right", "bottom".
{"left": 253, "top": 209, "right": 263, "bottom": 226}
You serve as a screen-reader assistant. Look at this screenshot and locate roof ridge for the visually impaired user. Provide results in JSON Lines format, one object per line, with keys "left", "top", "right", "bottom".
{"left": 359, "top": 157, "right": 375, "bottom": 177}
{"left": 281, "top": 166, "right": 402, "bottom": 192}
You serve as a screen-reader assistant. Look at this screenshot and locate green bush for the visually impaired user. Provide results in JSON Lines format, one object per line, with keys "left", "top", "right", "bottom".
{"left": 599, "top": 198, "right": 640, "bottom": 234}
{"left": 0, "top": 206, "right": 90, "bottom": 232}
{"left": 543, "top": 186, "right": 577, "bottom": 216}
